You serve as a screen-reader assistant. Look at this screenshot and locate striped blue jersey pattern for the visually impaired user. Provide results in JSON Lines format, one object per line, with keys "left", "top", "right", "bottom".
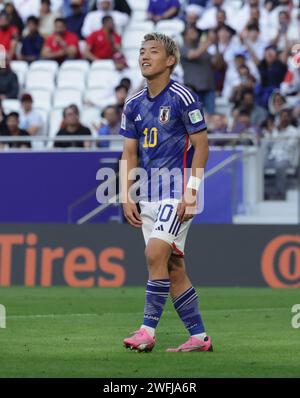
{"left": 119, "top": 79, "right": 207, "bottom": 201}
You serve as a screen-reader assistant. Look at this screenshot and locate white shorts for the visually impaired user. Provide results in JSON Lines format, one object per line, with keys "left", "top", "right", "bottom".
{"left": 139, "top": 199, "right": 193, "bottom": 258}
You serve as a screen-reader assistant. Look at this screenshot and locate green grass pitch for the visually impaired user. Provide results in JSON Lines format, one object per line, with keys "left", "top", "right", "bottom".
{"left": 0, "top": 287, "right": 300, "bottom": 378}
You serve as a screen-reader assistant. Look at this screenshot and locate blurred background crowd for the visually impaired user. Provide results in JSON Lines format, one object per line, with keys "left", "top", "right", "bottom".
{"left": 0, "top": 0, "right": 299, "bottom": 200}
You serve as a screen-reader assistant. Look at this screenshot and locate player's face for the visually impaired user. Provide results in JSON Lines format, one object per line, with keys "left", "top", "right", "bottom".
{"left": 139, "top": 40, "right": 175, "bottom": 79}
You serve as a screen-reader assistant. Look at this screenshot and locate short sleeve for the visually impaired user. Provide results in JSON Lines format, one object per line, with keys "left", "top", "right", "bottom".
{"left": 172, "top": 0, "right": 180, "bottom": 9}
{"left": 147, "top": 1, "right": 154, "bottom": 13}
{"left": 119, "top": 103, "right": 138, "bottom": 139}
{"left": 180, "top": 96, "right": 207, "bottom": 135}
{"left": 30, "top": 112, "right": 43, "bottom": 127}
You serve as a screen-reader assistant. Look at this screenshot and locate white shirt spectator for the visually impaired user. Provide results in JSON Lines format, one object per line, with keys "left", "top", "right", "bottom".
{"left": 196, "top": 3, "right": 235, "bottom": 31}
{"left": 222, "top": 59, "right": 259, "bottom": 98}
{"left": 268, "top": 126, "right": 299, "bottom": 166}
{"left": 208, "top": 35, "right": 241, "bottom": 66}
{"left": 238, "top": 37, "right": 267, "bottom": 61}
{"left": 19, "top": 109, "right": 44, "bottom": 149}
{"left": 81, "top": 9, "right": 129, "bottom": 38}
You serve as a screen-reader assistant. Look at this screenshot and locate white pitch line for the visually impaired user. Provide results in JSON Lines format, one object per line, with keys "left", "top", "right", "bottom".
{"left": 6, "top": 307, "right": 288, "bottom": 319}
{"left": 7, "top": 313, "right": 99, "bottom": 319}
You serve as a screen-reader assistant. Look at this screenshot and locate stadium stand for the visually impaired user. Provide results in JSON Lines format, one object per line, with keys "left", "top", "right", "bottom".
{"left": 0, "top": 0, "right": 299, "bottom": 223}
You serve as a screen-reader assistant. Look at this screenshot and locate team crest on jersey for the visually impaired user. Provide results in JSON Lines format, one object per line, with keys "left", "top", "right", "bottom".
{"left": 159, "top": 106, "right": 171, "bottom": 124}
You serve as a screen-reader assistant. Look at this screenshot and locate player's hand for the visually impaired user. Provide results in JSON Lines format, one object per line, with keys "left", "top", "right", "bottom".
{"left": 177, "top": 189, "right": 197, "bottom": 222}
{"left": 123, "top": 202, "right": 143, "bottom": 228}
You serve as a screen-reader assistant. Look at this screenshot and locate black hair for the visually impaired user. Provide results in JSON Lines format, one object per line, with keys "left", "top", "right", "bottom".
{"left": 27, "top": 15, "right": 39, "bottom": 25}
{"left": 63, "top": 104, "right": 79, "bottom": 117}
{"left": 247, "top": 23, "right": 259, "bottom": 31}
{"left": 102, "top": 15, "right": 113, "bottom": 24}
{"left": 238, "top": 108, "right": 251, "bottom": 117}
{"left": 55, "top": 17, "right": 66, "bottom": 25}
{"left": 115, "top": 84, "right": 128, "bottom": 92}
{"left": 101, "top": 105, "right": 119, "bottom": 118}
{"left": 7, "top": 111, "right": 19, "bottom": 119}
{"left": 241, "top": 88, "right": 254, "bottom": 98}
{"left": 119, "top": 77, "right": 131, "bottom": 89}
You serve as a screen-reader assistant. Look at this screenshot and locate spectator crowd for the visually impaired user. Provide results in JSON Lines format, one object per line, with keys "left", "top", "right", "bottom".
{"left": 0, "top": 0, "right": 299, "bottom": 199}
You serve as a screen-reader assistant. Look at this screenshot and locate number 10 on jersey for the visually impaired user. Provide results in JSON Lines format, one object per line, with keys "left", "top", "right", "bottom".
{"left": 143, "top": 127, "right": 158, "bottom": 148}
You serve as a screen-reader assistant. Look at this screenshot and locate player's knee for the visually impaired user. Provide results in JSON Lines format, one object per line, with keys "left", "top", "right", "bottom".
{"left": 145, "top": 246, "right": 165, "bottom": 269}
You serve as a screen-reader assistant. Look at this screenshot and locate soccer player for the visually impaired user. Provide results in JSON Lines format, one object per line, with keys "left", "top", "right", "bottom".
{"left": 120, "top": 33, "right": 212, "bottom": 353}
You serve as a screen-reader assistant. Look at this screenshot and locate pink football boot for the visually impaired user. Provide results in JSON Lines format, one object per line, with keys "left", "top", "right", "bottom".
{"left": 166, "top": 335, "right": 213, "bottom": 352}
{"left": 123, "top": 328, "right": 156, "bottom": 352}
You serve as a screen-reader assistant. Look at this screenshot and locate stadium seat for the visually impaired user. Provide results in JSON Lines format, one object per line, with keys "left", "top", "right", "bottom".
{"left": 48, "top": 108, "right": 63, "bottom": 148}
{"left": 123, "top": 30, "right": 147, "bottom": 50}
{"left": 53, "top": 89, "right": 83, "bottom": 108}
{"left": 57, "top": 70, "right": 86, "bottom": 90}
{"left": 60, "top": 60, "right": 90, "bottom": 74}
{"left": 87, "top": 70, "right": 119, "bottom": 90}
{"left": 2, "top": 99, "right": 20, "bottom": 114}
{"left": 29, "top": 89, "right": 52, "bottom": 111}
{"left": 120, "top": 67, "right": 144, "bottom": 89}
{"left": 79, "top": 40, "right": 86, "bottom": 55}
{"left": 126, "top": 21, "right": 154, "bottom": 33}
{"left": 26, "top": 70, "right": 56, "bottom": 91}
{"left": 123, "top": 48, "right": 139, "bottom": 67}
{"left": 10, "top": 61, "right": 28, "bottom": 87}
{"left": 81, "top": 106, "right": 101, "bottom": 134}
{"left": 131, "top": 10, "right": 147, "bottom": 21}
{"left": 156, "top": 20, "right": 185, "bottom": 35}
{"left": 29, "top": 60, "right": 59, "bottom": 76}
{"left": 84, "top": 88, "right": 115, "bottom": 108}
{"left": 127, "top": 0, "right": 148, "bottom": 11}
{"left": 90, "top": 60, "right": 115, "bottom": 71}
{"left": 215, "top": 96, "right": 232, "bottom": 117}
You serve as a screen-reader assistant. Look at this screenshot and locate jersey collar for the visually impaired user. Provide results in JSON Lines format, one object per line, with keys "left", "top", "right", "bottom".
{"left": 146, "top": 79, "right": 174, "bottom": 102}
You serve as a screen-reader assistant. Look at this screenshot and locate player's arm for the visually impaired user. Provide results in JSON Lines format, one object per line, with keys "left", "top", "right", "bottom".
{"left": 177, "top": 130, "right": 209, "bottom": 222}
{"left": 189, "top": 129, "right": 209, "bottom": 175}
{"left": 120, "top": 137, "right": 143, "bottom": 228}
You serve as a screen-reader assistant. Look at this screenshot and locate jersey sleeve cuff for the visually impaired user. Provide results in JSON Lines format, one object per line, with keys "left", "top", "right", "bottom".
{"left": 187, "top": 126, "right": 207, "bottom": 135}
{"left": 119, "top": 130, "right": 138, "bottom": 139}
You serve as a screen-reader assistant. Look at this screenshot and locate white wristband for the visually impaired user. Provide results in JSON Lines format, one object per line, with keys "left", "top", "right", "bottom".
{"left": 186, "top": 175, "right": 201, "bottom": 191}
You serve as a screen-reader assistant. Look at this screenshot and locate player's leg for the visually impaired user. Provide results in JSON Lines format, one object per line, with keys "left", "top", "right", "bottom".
{"left": 139, "top": 238, "right": 172, "bottom": 335}
{"left": 123, "top": 202, "right": 172, "bottom": 352}
{"left": 166, "top": 255, "right": 213, "bottom": 352}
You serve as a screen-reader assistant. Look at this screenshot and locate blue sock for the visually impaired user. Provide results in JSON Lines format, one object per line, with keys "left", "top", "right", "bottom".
{"left": 173, "top": 286, "right": 205, "bottom": 335}
{"left": 143, "top": 279, "right": 170, "bottom": 329}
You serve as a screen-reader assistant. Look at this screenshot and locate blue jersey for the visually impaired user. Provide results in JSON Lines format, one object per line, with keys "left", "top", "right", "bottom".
{"left": 120, "top": 79, "right": 207, "bottom": 201}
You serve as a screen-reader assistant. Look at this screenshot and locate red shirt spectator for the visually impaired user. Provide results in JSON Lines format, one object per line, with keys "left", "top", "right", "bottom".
{"left": 0, "top": 12, "right": 18, "bottom": 60}
{"left": 41, "top": 17, "right": 80, "bottom": 63}
{"left": 84, "top": 15, "right": 121, "bottom": 61}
